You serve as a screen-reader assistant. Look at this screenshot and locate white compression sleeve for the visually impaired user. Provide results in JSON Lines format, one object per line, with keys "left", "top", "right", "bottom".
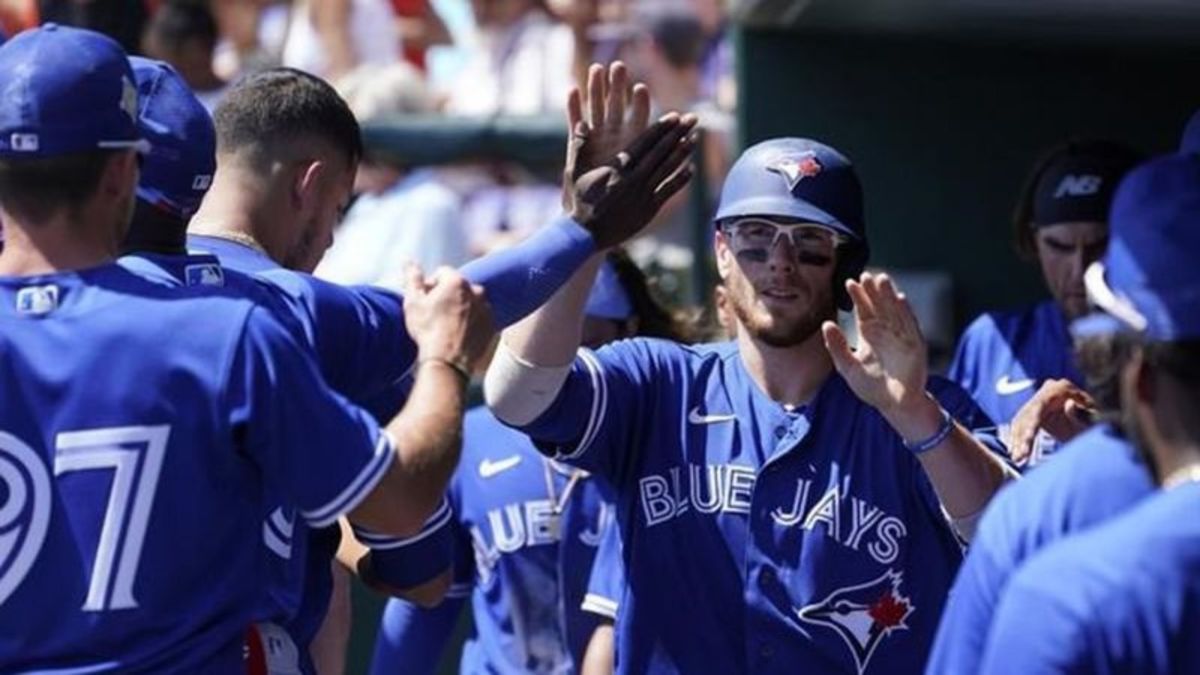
{"left": 484, "top": 340, "right": 574, "bottom": 426}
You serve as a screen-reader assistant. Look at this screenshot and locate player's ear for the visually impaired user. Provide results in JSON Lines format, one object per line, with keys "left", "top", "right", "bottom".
{"left": 292, "top": 159, "right": 327, "bottom": 216}
{"left": 98, "top": 150, "right": 139, "bottom": 202}
{"left": 714, "top": 228, "right": 735, "bottom": 281}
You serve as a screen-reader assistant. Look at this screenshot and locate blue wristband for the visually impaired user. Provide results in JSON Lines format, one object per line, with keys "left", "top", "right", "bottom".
{"left": 904, "top": 407, "right": 954, "bottom": 455}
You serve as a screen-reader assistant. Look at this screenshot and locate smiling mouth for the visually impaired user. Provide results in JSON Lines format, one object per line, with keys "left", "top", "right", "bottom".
{"left": 761, "top": 288, "right": 800, "bottom": 301}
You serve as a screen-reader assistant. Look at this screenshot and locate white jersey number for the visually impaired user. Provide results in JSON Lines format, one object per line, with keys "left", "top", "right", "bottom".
{"left": 0, "top": 425, "right": 170, "bottom": 611}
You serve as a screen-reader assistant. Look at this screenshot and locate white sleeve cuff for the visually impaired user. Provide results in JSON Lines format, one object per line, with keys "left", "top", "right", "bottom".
{"left": 484, "top": 339, "right": 573, "bottom": 426}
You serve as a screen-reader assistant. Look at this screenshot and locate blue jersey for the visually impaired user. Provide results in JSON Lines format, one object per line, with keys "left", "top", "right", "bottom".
{"left": 948, "top": 300, "right": 1082, "bottom": 466}
{"left": 371, "top": 406, "right": 613, "bottom": 675}
{"left": 925, "top": 423, "right": 1154, "bottom": 675}
{"left": 511, "top": 339, "right": 1003, "bottom": 675}
{"left": 581, "top": 514, "right": 623, "bottom": 623}
{"left": 980, "top": 481, "right": 1200, "bottom": 674}
{"left": 0, "top": 264, "right": 393, "bottom": 673}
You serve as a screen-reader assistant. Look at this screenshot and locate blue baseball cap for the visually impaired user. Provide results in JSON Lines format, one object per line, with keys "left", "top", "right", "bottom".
{"left": 714, "top": 137, "right": 866, "bottom": 243}
{"left": 0, "top": 24, "right": 147, "bottom": 157}
{"left": 1076, "top": 152, "right": 1200, "bottom": 342}
{"left": 1180, "top": 109, "right": 1200, "bottom": 154}
{"left": 130, "top": 57, "right": 215, "bottom": 219}
{"left": 584, "top": 260, "right": 633, "bottom": 320}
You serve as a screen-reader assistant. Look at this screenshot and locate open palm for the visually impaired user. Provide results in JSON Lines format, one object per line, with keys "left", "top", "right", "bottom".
{"left": 822, "top": 273, "right": 928, "bottom": 414}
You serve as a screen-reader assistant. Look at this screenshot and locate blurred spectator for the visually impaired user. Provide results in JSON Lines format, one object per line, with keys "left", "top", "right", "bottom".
{"left": 210, "top": 0, "right": 280, "bottom": 80}
{"left": 143, "top": 0, "right": 228, "bottom": 111}
{"left": 315, "top": 63, "right": 469, "bottom": 285}
{"left": 390, "top": 0, "right": 451, "bottom": 71}
{"left": 442, "top": 0, "right": 574, "bottom": 115}
{"left": 621, "top": 3, "right": 733, "bottom": 299}
{"left": 0, "top": 0, "right": 36, "bottom": 38}
{"left": 282, "top": 0, "right": 401, "bottom": 80}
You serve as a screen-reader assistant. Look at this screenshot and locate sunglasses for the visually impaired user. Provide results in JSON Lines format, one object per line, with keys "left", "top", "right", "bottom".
{"left": 720, "top": 218, "right": 845, "bottom": 265}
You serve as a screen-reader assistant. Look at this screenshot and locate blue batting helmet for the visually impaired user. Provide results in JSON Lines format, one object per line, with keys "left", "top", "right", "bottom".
{"left": 715, "top": 137, "right": 870, "bottom": 310}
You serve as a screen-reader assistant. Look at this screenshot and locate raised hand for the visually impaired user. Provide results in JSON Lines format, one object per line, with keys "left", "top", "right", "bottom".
{"left": 562, "top": 62, "right": 698, "bottom": 249}
{"left": 1008, "top": 379, "right": 1097, "bottom": 465}
{"left": 402, "top": 264, "right": 495, "bottom": 376}
{"left": 564, "top": 62, "right": 652, "bottom": 182}
{"left": 822, "top": 273, "right": 933, "bottom": 427}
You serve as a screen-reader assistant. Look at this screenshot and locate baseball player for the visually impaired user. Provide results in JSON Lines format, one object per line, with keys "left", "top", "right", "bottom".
{"left": 0, "top": 24, "right": 485, "bottom": 672}
{"left": 483, "top": 73, "right": 1013, "bottom": 675}
{"left": 120, "top": 59, "right": 694, "bottom": 669}
{"left": 978, "top": 151, "right": 1200, "bottom": 674}
{"left": 369, "top": 253, "right": 692, "bottom": 675}
{"left": 925, "top": 309, "right": 1154, "bottom": 674}
{"left": 948, "top": 139, "right": 1141, "bottom": 467}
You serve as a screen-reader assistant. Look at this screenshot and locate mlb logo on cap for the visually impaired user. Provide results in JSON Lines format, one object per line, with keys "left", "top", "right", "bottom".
{"left": 0, "top": 24, "right": 148, "bottom": 157}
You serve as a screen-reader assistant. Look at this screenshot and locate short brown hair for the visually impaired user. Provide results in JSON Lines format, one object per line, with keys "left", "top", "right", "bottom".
{"left": 0, "top": 152, "right": 119, "bottom": 223}
{"left": 214, "top": 68, "right": 363, "bottom": 169}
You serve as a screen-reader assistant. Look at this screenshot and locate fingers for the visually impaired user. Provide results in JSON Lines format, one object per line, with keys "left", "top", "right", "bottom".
{"left": 874, "top": 273, "right": 923, "bottom": 338}
{"left": 846, "top": 278, "right": 876, "bottom": 322}
{"left": 403, "top": 262, "right": 426, "bottom": 295}
{"left": 821, "top": 320, "right": 858, "bottom": 376}
{"left": 646, "top": 129, "right": 699, "bottom": 188}
{"left": 630, "top": 83, "right": 651, "bottom": 132}
{"left": 626, "top": 114, "right": 697, "bottom": 183}
{"left": 566, "top": 87, "right": 583, "bottom": 133}
{"left": 616, "top": 113, "right": 681, "bottom": 169}
{"left": 605, "top": 62, "right": 628, "bottom": 131}
{"left": 652, "top": 163, "right": 695, "bottom": 210}
{"left": 587, "top": 64, "right": 606, "bottom": 129}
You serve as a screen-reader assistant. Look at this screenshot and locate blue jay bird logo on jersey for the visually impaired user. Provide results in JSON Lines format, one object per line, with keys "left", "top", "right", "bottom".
{"left": 796, "top": 570, "right": 915, "bottom": 675}
{"left": 767, "top": 152, "right": 823, "bottom": 190}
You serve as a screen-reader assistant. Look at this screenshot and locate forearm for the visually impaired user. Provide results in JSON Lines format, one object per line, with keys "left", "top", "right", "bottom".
{"left": 459, "top": 216, "right": 596, "bottom": 329}
{"left": 884, "top": 393, "right": 1013, "bottom": 520}
{"left": 377, "top": 362, "right": 467, "bottom": 529}
{"left": 498, "top": 253, "right": 604, "bottom": 366}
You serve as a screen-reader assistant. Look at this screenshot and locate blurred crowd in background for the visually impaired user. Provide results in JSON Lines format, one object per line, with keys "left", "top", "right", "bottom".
{"left": 0, "top": 0, "right": 735, "bottom": 308}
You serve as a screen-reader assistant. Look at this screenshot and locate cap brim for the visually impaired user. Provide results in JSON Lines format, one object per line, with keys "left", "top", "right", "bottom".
{"left": 1069, "top": 312, "right": 1128, "bottom": 339}
{"left": 1083, "top": 261, "right": 1148, "bottom": 334}
{"left": 714, "top": 195, "right": 860, "bottom": 241}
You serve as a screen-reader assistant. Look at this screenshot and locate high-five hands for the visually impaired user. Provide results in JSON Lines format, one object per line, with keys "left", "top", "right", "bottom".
{"left": 563, "top": 62, "right": 699, "bottom": 249}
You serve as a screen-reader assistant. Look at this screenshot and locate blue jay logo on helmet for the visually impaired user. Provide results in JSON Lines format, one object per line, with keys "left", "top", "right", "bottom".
{"left": 768, "top": 152, "right": 823, "bottom": 191}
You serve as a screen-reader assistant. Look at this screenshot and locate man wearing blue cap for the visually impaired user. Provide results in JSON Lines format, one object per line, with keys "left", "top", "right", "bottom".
{"left": 484, "top": 87, "right": 1015, "bottom": 673}
{"left": 0, "top": 24, "right": 491, "bottom": 673}
{"left": 370, "top": 251, "right": 694, "bottom": 675}
{"left": 978, "top": 152, "right": 1200, "bottom": 674}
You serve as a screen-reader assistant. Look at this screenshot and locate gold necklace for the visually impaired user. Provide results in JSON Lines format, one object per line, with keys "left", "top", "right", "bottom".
{"left": 1163, "top": 463, "right": 1200, "bottom": 490}
{"left": 197, "top": 229, "right": 268, "bottom": 256}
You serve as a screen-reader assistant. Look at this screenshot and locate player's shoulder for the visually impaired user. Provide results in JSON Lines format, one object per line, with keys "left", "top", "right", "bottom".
{"left": 959, "top": 301, "right": 1051, "bottom": 347}
{"left": 594, "top": 336, "right": 734, "bottom": 366}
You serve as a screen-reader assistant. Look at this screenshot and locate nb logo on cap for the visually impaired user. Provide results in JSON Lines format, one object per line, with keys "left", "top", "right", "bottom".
{"left": 192, "top": 175, "right": 213, "bottom": 191}
{"left": 16, "top": 285, "right": 59, "bottom": 316}
{"left": 10, "top": 133, "right": 39, "bottom": 152}
{"left": 1054, "top": 174, "right": 1103, "bottom": 198}
{"left": 120, "top": 76, "right": 139, "bottom": 123}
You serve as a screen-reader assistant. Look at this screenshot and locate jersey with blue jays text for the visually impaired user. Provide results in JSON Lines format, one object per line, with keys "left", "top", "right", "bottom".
{"left": 0, "top": 264, "right": 393, "bottom": 673}
{"left": 949, "top": 300, "right": 1082, "bottom": 467}
{"left": 371, "top": 406, "right": 614, "bottom": 675}
{"left": 513, "top": 339, "right": 1003, "bottom": 675}
{"left": 979, "top": 481, "right": 1200, "bottom": 674}
{"left": 581, "top": 513, "right": 622, "bottom": 623}
{"left": 925, "top": 423, "right": 1154, "bottom": 675}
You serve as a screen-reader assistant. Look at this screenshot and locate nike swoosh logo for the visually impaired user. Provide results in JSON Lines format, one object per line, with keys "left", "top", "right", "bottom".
{"left": 995, "top": 375, "right": 1035, "bottom": 395}
{"left": 479, "top": 455, "right": 522, "bottom": 478}
{"left": 688, "top": 406, "right": 737, "bottom": 424}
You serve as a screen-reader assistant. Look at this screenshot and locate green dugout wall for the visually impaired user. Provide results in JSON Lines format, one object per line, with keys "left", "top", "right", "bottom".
{"left": 737, "top": 29, "right": 1200, "bottom": 325}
